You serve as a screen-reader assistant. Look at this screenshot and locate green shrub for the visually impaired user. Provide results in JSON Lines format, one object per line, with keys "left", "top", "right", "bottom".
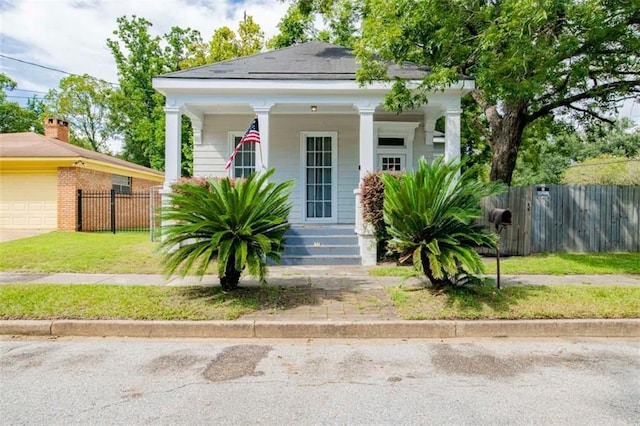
{"left": 382, "top": 158, "right": 504, "bottom": 289}
{"left": 360, "top": 170, "right": 400, "bottom": 260}
{"left": 160, "top": 169, "right": 294, "bottom": 290}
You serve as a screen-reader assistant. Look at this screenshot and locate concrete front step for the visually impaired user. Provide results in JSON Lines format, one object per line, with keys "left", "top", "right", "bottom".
{"left": 279, "top": 255, "right": 362, "bottom": 266}
{"left": 282, "top": 225, "right": 361, "bottom": 265}
{"left": 283, "top": 244, "right": 360, "bottom": 256}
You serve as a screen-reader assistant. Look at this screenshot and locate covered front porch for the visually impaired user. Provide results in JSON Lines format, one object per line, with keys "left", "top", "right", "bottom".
{"left": 153, "top": 42, "right": 473, "bottom": 265}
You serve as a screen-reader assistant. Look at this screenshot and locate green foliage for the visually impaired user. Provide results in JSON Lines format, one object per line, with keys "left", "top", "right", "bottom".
{"left": 513, "top": 119, "right": 640, "bottom": 185}
{"left": 346, "top": 0, "right": 640, "bottom": 184}
{"left": 107, "top": 16, "right": 198, "bottom": 174}
{"left": 0, "top": 73, "right": 44, "bottom": 133}
{"left": 43, "top": 74, "right": 116, "bottom": 152}
{"left": 269, "top": 0, "right": 359, "bottom": 48}
{"left": 161, "top": 169, "right": 294, "bottom": 291}
{"left": 360, "top": 170, "right": 399, "bottom": 260}
{"left": 381, "top": 158, "right": 504, "bottom": 288}
{"left": 267, "top": 4, "right": 316, "bottom": 49}
{"left": 561, "top": 154, "right": 640, "bottom": 185}
{"left": 182, "top": 16, "right": 264, "bottom": 67}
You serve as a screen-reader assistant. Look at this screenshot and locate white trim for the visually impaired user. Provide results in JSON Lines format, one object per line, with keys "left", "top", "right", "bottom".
{"left": 374, "top": 121, "right": 419, "bottom": 171}
{"left": 154, "top": 78, "right": 476, "bottom": 94}
{"left": 300, "top": 131, "right": 339, "bottom": 224}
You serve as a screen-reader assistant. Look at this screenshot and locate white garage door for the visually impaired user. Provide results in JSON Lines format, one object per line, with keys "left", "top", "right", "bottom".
{"left": 0, "top": 172, "right": 57, "bottom": 229}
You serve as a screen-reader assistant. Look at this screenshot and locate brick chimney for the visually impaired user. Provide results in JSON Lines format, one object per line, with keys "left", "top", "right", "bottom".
{"left": 44, "top": 118, "right": 69, "bottom": 142}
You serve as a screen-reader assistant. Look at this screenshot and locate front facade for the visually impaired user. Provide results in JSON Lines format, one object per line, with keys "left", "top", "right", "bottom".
{"left": 0, "top": 119, "right": 164, "bottom": 231}
{"left": 153, "top": 42, "right": 473, "bottom": 264}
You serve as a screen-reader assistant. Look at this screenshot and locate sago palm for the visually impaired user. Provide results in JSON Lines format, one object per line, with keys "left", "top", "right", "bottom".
{"left": 381, "top": 158, "right": 504, "bottom": 289}
{"left": 160, "top": 169, "right": 294, "bottom": 290}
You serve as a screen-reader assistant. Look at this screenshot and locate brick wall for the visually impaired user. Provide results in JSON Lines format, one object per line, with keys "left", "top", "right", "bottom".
{"left": 57, "top": 167, "right": 163, "bottom": 231}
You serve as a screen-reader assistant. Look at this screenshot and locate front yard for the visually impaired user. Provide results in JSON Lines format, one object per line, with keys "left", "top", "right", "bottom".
{"left": 1, "top": 232, "right": 638, "bottom": 321}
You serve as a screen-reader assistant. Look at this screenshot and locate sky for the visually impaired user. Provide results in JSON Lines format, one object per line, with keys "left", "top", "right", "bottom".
{"left": 0, "top": 0, "right": 289, "bottom": 100}
{"left": 1, "top": 0, "right": 638, "bottom": 125}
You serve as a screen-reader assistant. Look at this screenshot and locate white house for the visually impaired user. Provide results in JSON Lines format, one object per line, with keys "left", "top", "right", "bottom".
{"left": 152, "top": 41, "right": 474, "bottom": 265}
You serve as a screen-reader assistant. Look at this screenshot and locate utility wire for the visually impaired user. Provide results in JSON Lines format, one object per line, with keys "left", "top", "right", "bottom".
{"left": 0, "top": 53, "right": 160, "bottom": 95}
{"left": 0, "top": 53, "right": 120, "bottom": 87}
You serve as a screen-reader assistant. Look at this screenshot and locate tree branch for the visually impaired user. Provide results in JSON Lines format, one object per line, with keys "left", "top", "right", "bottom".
{"left": 566, "top": 104, "right": 616, "bottom": 124}
{"left": 529, "top": 79, "right": 640, "bottom": 122}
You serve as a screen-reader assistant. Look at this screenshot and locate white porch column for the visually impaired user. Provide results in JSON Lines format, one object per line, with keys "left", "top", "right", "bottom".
{"left": 358, "top": 107, "right": 376, "bottom": 182}
{"left": 355, "top": 105, "right": 377, "bottom": 266}
{"left": 444, "top": 108, "right": 462, "bottom": 162}
{"left": 253, "top": 106, "right": 272, "bottom": 171}
{"left": 163, "top": 106, "right": 182, "bottom": 189}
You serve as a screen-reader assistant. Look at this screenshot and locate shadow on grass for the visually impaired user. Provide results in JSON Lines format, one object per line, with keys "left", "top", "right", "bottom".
{"left": 392, "top": 279, "right": 553, "bottom": 319}
{"left": 436, "top": 281, "right": 548, "bottom": 314}
{"left": 179, "top": 285, "right": 319, "bottom": 313}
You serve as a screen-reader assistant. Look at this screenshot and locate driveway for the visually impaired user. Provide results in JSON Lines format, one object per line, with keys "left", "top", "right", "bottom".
{"left": 0, "top": 229, "right": 53, "bottom": 243}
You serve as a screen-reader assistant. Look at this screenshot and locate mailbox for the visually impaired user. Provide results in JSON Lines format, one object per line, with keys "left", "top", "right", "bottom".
{"left": 490, "top": 208, "right": 512, "bottom": 231}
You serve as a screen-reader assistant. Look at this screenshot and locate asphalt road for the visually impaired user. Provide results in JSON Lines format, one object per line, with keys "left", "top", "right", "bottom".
{"left": 1, "top": 337, "right": 638, "bottom": 425}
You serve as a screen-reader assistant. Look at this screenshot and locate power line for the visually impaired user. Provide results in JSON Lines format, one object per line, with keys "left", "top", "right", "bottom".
{"left": 0, "top": 53, "right": 76, "bottom": 76}
{"left": 9, "top": 88, "right": 48, "bottom": 95}
{"left": 0, "top": 53, "right": 120, "bottom": 88}
{"left": 5, "top": 95, "right": 45, "bottom": 100}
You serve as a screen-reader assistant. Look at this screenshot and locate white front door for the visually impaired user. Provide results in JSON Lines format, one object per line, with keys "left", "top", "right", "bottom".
{"left": 301, "top": 132, "right": 338, "bottom": 223}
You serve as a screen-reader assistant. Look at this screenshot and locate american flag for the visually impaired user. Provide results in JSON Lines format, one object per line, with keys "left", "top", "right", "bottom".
{"left": 224, "top": 118, "right": 260, "bottom": 171}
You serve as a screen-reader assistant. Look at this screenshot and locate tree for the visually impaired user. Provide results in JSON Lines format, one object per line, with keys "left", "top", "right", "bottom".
{"left": 160, "top": 169, "right": 294, "bottom": 291}
{"left": 512, "top": 119, "right": 640, "bottom": 185}
{"left": 0, "top": 73, "right": 44, "bottom": 133}
{"left": 107, "top": 16, "right": 199, "bottom": 174}
{"left": 299, "top": 0, "right": 639, "bottom": 184}
{"left": 270, "top": 0, "right": 359, "bottom": 48}
{"left": 381, "top": 158, "right": 503, "bottom": 289}
{"left": 562, "top": 155, "right": 640, "bottom": 185}
{"left": 44, "top": 74, "right": 116, "bottom": 152}
{"left": 267, "top": 3, "right": 316, "bottom": 49}
{"left": 182, "top": 16, "right": 264, "bottom": 68}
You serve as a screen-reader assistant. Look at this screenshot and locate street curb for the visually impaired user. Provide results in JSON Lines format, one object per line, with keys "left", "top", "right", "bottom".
{"left": 1, "top": 319, "right": 638, "bottom": 339}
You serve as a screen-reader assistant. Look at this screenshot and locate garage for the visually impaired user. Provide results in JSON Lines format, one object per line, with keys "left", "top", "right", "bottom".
{"left": 0, "top": 172, "right": 57, "bottom": 229}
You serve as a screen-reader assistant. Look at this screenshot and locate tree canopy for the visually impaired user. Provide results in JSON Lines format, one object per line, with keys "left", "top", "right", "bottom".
{"left": 0, "top": 73, "right": 44, "bottom": 134}
{"left": 43, "top": 74, "right": 116, "bottom": 152}
{"left": 296, "top": 0, "right": 639, "bottom": 184}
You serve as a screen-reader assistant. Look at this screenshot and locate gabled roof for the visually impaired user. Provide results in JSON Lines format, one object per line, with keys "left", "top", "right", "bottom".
{"left": 0, "top": 132, "right": 163, "bottom": 177}
{"left": 160, "top": 41, "right": 432, "bottom": 80}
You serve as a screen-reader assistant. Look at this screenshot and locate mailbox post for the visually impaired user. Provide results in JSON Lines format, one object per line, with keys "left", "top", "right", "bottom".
{"left": 490, "top": 208, "right": 512, "bottom": 289}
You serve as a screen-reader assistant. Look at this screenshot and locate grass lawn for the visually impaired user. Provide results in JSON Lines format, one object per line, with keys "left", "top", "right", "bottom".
{"left": 371, "top": 252, "right": 640, "bottom": 277}
{"left": 388, "top": 283, "right": 640, "bottom": 320}
{"left": 0, "top": 232, "right": 163, "bottom": 274}
{"left": 0, "top": 284, "right": 314, "bottom": 321}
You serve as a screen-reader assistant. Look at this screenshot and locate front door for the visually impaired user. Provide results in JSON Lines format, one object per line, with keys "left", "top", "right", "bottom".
{"left": 302, "top": 132, "right": 338, "bottom": 222}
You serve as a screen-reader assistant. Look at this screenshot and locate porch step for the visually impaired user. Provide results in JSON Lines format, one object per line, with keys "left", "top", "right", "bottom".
{"left": 279, "top": 225, "right": 361, "bottom": 266}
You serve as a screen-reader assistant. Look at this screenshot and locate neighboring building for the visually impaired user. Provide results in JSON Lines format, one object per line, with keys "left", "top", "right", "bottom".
{"left": 152, "top": 41, "right": 473, "bottom": 265}
{"left": 0, "top": 118, "right": 164, "bottom": 231}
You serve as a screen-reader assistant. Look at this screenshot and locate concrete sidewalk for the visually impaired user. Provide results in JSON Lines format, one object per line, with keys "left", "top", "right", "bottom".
{"left": 1, "top": 267, "right": 639, "bottom": 339}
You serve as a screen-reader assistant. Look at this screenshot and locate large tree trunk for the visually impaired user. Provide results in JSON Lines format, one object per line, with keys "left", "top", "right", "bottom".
{"left": 471, "top": 91, "right": 528, "bottom": 185}
{"left": 487, "top": 103, "right": 528, "bottom": 185}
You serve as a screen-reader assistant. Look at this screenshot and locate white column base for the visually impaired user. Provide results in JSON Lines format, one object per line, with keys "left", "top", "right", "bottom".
{"left": 358, "top": 233, "right": 377, "bottom": 266}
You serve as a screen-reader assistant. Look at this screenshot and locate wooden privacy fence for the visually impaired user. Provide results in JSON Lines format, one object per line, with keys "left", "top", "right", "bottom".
{"left": 480, "top": 185, "right": 640, "bottom": 255}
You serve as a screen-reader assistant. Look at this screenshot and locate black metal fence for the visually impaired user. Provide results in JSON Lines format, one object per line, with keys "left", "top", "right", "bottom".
{"left": 77, "top": 189, "right": 161, "bottom": 233}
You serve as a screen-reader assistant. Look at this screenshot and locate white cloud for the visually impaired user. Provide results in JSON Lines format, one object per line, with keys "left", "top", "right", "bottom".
{"left": 0, "top": 0, "right": 288, "bottom": 93}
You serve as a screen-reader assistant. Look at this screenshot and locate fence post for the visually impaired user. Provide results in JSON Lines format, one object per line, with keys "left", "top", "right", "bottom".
{"left": 76, "top": 189, "right": 83, "bottom": 231}
{"left": 110, "top": 189, "right": 116, "bottom": 234}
